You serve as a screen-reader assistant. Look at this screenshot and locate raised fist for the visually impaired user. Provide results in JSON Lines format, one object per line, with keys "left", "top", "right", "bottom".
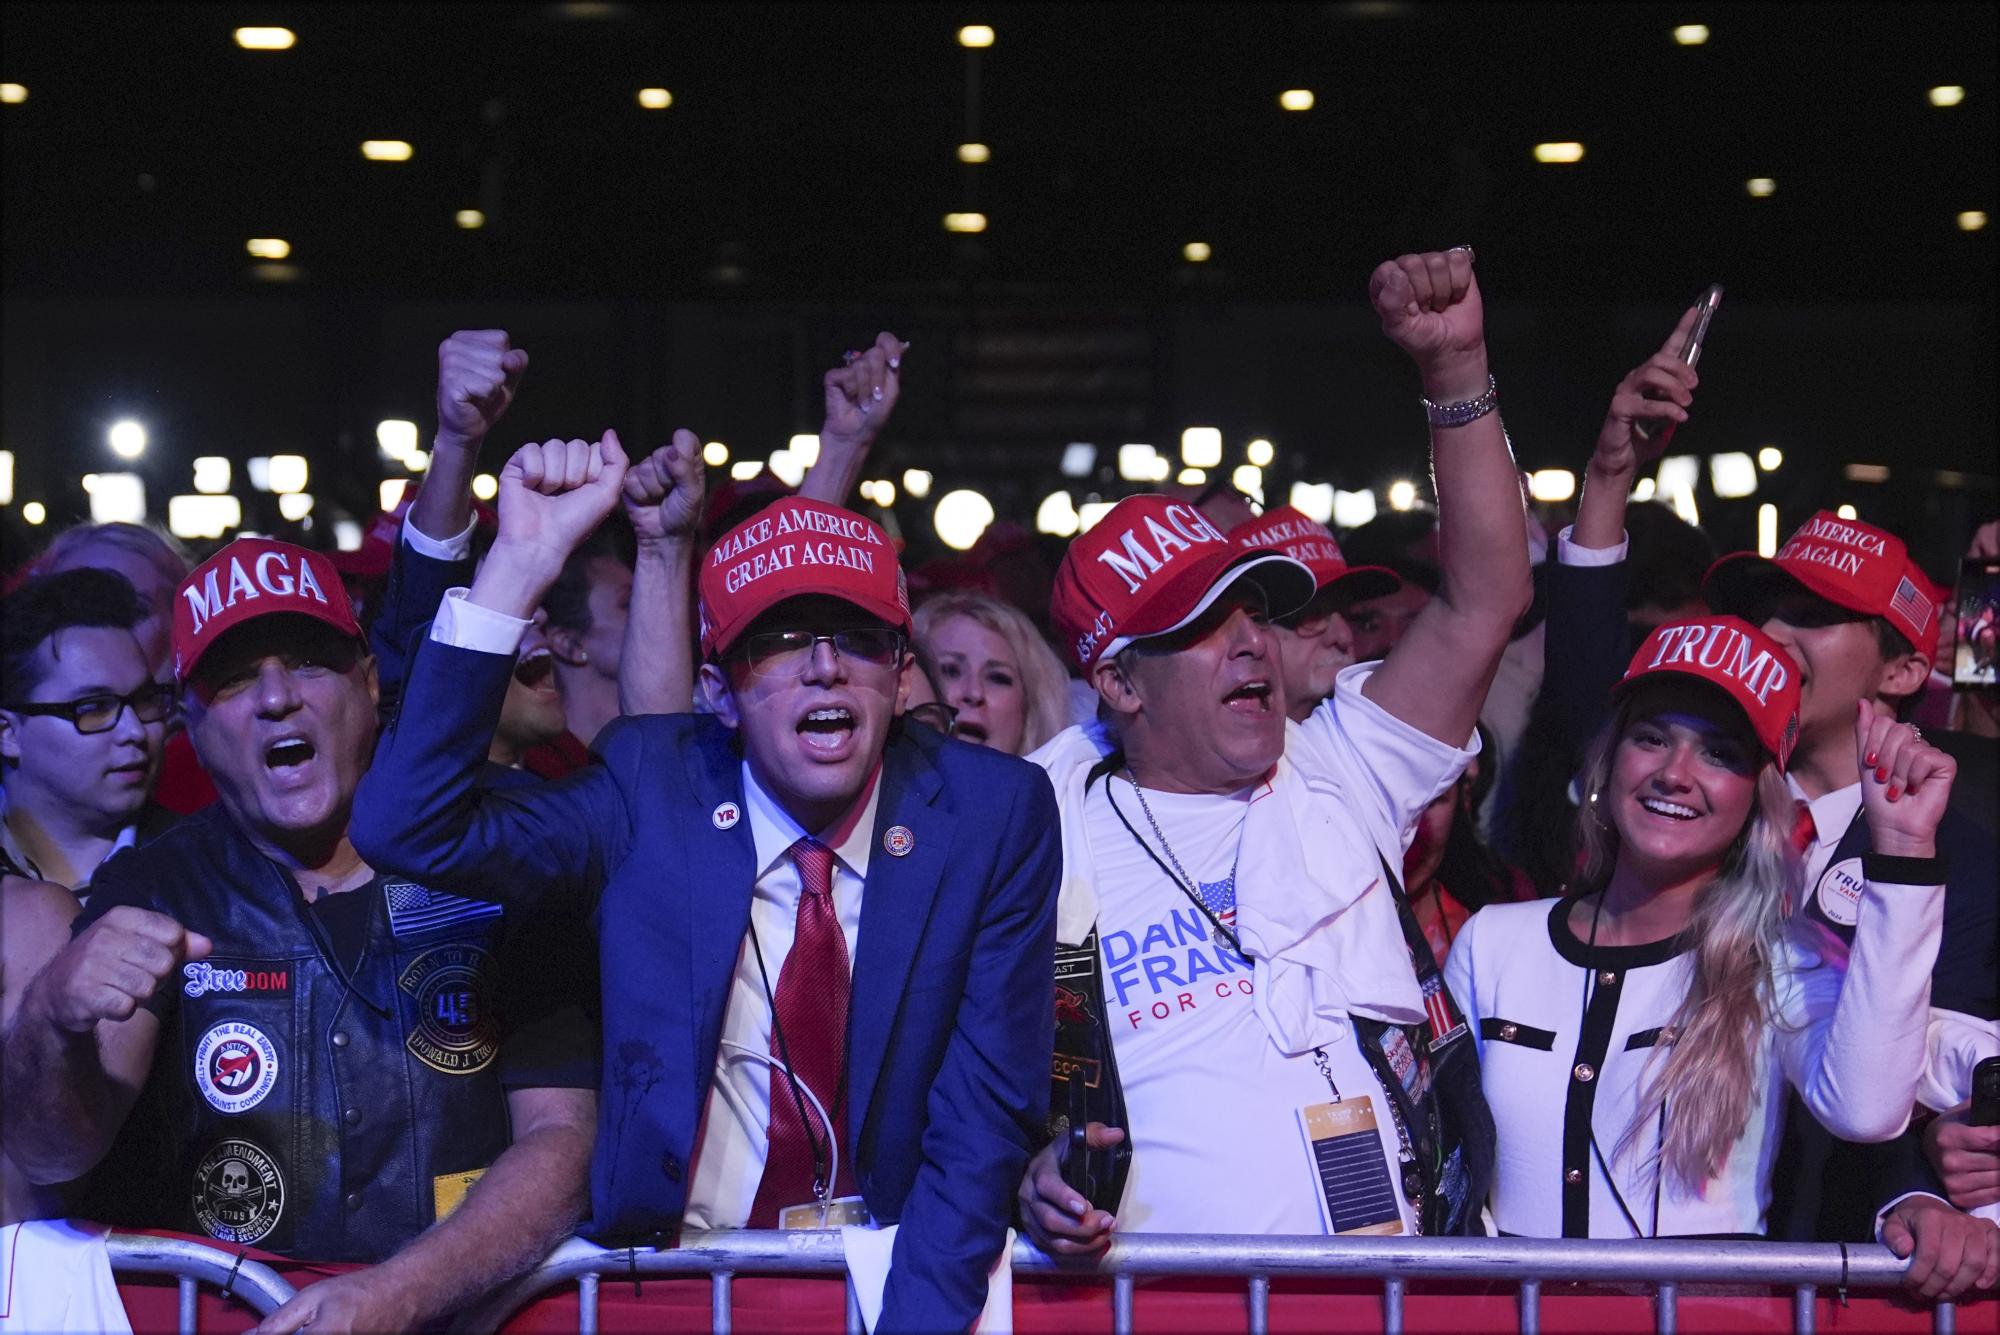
{"left": 821, "top": 331, "right": 909, "bottom": 450}
{"left": 496, "top": 432, "right": 630, "bottom": 566}
{"left": 1591, "top": 305, "right": 1701, "bottom": 479}
{"left": 1369, "top": 249, "right": 1485, "bottom": 376}
{"left": 31, "top": 906, "right": 211, "bottom": 1033}
{"left": 437, "top": 330, "right": 529, "bottom": 450}
{"left": 1856, "top": 700, "right": 1956, "bottom": 857}
{"left": 623, "top": 429, "right": 707, "bottom": 548}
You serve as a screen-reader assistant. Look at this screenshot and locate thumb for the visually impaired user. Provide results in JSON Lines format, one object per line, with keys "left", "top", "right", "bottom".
{"left": 183, "top": 931, "right": 214, "bottom": 963}
{"left": 1882, "top": 1215, "right": 1915, "bottom": 1257}
{"left": 501, "top": 348, "right": 530, "bottom": 377}
{"left": 597, "top": 428, "right": 628, "bottom": 470}
{"left": 1084, "top": 1123, "right": 1126, "bottom": 1148}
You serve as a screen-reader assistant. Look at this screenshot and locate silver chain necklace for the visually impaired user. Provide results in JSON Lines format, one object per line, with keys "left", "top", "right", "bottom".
{"left": 1125, "top": 768, "right": 1247, "bottom": 904}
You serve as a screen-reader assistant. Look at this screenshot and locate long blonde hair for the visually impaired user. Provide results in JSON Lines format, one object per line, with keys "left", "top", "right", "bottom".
{"left": 1572, "top": 695, "right": 1802, "bottom": 1190}
{"left": 912, "top": 591, "right": 1073, "bottom": 756}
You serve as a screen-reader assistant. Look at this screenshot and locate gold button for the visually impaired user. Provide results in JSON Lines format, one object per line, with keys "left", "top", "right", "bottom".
{"left": 1564, "top": 1169, "right": 1583, "bottom": 1184}
{"left": 1573, "top": 1062, "right": 1596, "bottom": 1082}
{"left": 1498, "top": 1023, "right": 1519, "bottom": 1041}
{"left": 1598, "top": 970, "right": 1618, "bottom": 986}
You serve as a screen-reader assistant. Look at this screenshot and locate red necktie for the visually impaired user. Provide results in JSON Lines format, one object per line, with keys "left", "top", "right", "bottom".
{"left": 747, "top": 838, "right": 856, "bottom": 1226}
{"left": 1790, "top": 800, "right": 1817, "bottom": 856}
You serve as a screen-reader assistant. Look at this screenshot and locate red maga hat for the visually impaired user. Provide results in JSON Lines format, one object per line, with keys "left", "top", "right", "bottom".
{"left": 173, "top": 538, "right": 363, "bottom": 682}
{"left": 1614, "top": 615, "right": 1802, "bottom": 770}
{"left": 1050, "top": 494, "right": 1315, "bottom": 671}
{"left": 1704, "top": 510, "right": 1943, "bottom": 663}
{"left": 1226, "top": 506, "right": 1401, "bottom": 608}
{"left": 698, "top": 497, "right": 911, "bottom": 658}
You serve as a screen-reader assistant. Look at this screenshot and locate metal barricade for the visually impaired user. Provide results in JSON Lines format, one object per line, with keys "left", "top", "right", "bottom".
{"left": 106, "top": 1232, "right": 297, "bottom": 1333}
{"left": 486, "top": 1229, "right": 1962, "bottom": 1335}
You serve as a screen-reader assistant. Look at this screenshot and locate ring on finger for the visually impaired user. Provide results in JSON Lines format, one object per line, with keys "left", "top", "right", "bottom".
{"left": 1447, "top": 244, "right": 1476, "bottom": 261}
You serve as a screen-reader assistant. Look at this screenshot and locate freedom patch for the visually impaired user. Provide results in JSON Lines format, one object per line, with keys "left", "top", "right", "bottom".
{"left": 193, "top": 1020, "right": 279, "bottom": 1115}
{"left": 398, "top": 944, "right": 498, "bottom": 1075}
{"left": 191, "top": 1139, "right": 284, "bottom": 1245}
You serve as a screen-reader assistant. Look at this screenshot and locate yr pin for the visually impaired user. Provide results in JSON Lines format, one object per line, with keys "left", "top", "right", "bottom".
{"left": 883, "top": 825, "right": 915, "bottom": 857}
{"left": 712, "top": 801, "right": 742, "bottom": 831}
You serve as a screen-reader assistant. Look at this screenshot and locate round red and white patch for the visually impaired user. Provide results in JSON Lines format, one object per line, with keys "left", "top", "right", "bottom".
{"left": 193, "top": 1020, "right": 280, "bottom": 1115}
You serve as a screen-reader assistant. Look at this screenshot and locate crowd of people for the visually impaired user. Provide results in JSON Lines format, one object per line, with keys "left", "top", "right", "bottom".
{"left": 1, "top": 248, "right": 1996, "bottom": 1333}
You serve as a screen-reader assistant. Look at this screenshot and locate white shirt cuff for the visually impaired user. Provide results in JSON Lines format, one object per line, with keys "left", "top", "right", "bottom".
{"left": 429, "top": 587, "right": 530, "bottom": 655}
{"left": 1875, "top": 1191, "right": 1952, "bottom": 1242}
{"left": 402, "top": 513, "right": 478, "bottom": 562}
{"left": 1556, "top": 524, "right": 1628, "bottom": 566}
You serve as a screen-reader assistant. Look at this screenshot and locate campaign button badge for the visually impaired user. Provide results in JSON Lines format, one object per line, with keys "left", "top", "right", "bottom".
{"left": 883, "top": 824, "right": 915, "bottom": 857}
{"left": 1814, "top": 856, "right": 1866, "bottom": 928}
{"left": 193, "top": 1021, "right": 280, "bottom": 1115}
{"left": 713, "top": 801, "right": 741, "bottom": 830}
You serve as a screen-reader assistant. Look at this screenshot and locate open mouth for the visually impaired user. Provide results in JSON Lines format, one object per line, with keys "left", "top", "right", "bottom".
{"left": 514, "top": 649, "right": 558, "bottom": 691}
{"left": 954, "top": 719, "right": 990, "bottom": 744}
{"left": 1222, "top": 681, "right": 1273, "bottom": 715}
{"left": 797, "top": 706, "right": 856, "bottom": 755}
{"left": 264, "top": 737, "right": 317, "bottom": 770}
{"left": 1638, "top": 796, "right": 1700, "bottom": 821}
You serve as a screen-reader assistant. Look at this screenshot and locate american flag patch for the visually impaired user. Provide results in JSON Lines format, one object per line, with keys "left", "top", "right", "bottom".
{"left": 1421, "top": 973, "right": 1464, "bottom": 1046}
{"left": 1889, "top": 576, "right": 1934, "bottom": 636}
{"left": 384, "top": 880, "right": 503, "bottom": 937}
{"left": 1195, "top": 874, "right": 1237, "bottom": 927}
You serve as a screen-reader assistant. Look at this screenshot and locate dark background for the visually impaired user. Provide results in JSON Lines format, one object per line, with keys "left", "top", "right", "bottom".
{"left": 4, "top": 2, "right": 1994, "bottom": 574}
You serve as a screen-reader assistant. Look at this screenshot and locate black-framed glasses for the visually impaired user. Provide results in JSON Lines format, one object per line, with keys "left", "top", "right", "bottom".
{"left": 904, "top": 702, "right": 958, "bottom": 736}
{"left": 735, "top": 628, "right": 906, "bottom": 679}
{"left": 5, "top": 682, "right": 177, "bottom": 735}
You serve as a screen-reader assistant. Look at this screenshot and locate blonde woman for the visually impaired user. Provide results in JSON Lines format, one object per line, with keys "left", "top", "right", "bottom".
{"left": 1444, "top": 615, "right": 1953, "bottom": 1241}
{"left": 913, "top": 591, "right": 1071, "bottom": 756}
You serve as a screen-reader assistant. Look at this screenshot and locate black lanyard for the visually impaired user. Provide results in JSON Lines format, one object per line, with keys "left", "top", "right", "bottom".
{"left": 747, "top": 913, "right": 848, "bottom": 1206}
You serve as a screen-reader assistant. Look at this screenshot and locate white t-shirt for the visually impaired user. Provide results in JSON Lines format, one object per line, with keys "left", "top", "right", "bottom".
{"left": 0, "top": 1221, "right": 132, "bottom": 1334}
{"left": 1085, "top": 773, "right": 1420, "bottom": 1235}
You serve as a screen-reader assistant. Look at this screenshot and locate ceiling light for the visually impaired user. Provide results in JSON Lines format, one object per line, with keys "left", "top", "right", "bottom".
{"left": 1279, "top": 89, "right": 1315, "bottom": 111}
{"left": 0, "top": 450, "right": 11, "bottom": 506}
{"left": 250, "top": 263, "right": 300, "bottom": 284}
{"left": 22, "top": 501, "right": 46, "bottom": 525}
{"left": 361, "top": 140, "right": 414, "bottom": 162}
{"left": 1231, "top": 465, "right": 1264, "bottom": 501}
{"left": 1332, "top": 489, "right": 1377, "bottom": 529}
{"left": 958, "top": 24, "right": 995, "bottom": 48}
{"left": 1757, "top": 503, "right": 1779, "bottom": 557}
{"left": 1709, "top": 452, "right": 1757, "bottom": 498}
{"left": 108, "top": 420, "right": 147, "bottom": 460}
{"left": 1672, "top": 23, "right": 1709, "bottom": 45}
{"left": 376, "top": 419, "right": 419, "bottom": 461}
{"left": 1757, "top": 446, "right": 1783, "bottom": 471}
{"left": 1181, "top": 426, "right": 1223, "bottom": 468}
{"left": 1035, "top": 491, "right": 1080, "bottom": 538}
{"left": 729, "top": 461, "right": 764, "bottom": 480}
{"left": 1117, "top": 443, "right": 1159, "bottom": 482}
{"left": 472, "top": 473, "right": 498, "bottom": 500}
{"left": 943, "top": 212, "right": 988, "bottom": 233}
{"left": 1528, "top": 468, "right": 1577, "bottom": 502}
{"left": 957, "top": 142, "right": 991, "bottom": 164}
{"left": 267, "top": 454, "right": 308, "bottom": 494}
{"left": 1078, "top": 501, "right": 1114, "bottom": 533}
{"left": 1746, "top": 177, "right": 1776, "bottom": 198}
{"left": 0, "top": 84, "right": 27, "bottom": 105}
{"left": 703, "top": 441, "right": 729, "bottom": 466}
{"left": 1060, "top": 442, "right": 1098, "bottom": 477}
{"left": 788, "top": 434, "right": 820, "bottom": 467}
{"left": 1246, "top": 438, "right": 1275, "bottom": 467}
{"left": 193, "top": 457, "right": 231, "bottom": 494}
{"left": 169, "top": 495, "right": 242, "bottom": 540}
{"left": 1289, "top": 482, "right": 1335, "bottom": 524}
{"left": 84, "top": 472, "right": 146, "bottom": 524}
{"left": 333, "top": 519, "right": 364, "bottom": 550}
{"left": 1183, "top": 242, "right": 1212, "bottom": 263}
{"left": 866, "top": 478, "right": 897, "bottom": 507}
{"left": 1631, "top": 477, "right": 1657, "bottom": 501}
{"left": 1177, "top": 468, "right": 1207, "bottom": 486}
{"left": 456, "top": 209, "right": 485, "bottom": 230}
{"left": 1929, "top": 85, "right": 1965, "bottom": 107}
{"left": 1960, "top": 210, "right": 1988, "bottom": 232}
{"left": 933, "top": 489, "right": 995, "bottom": 550}
{"left": 1836, "top": 504, "right": 1858, "bottom": 520}
{"left": 234, "top": 26, "right": 295, "bottom": 50}
{"left": 379, "top": 479, "right": 407, "bottom": 511}
{"left": 637, "top": 87, "right": 673, "bottom": 110}
{"left": 902, "top": 469, "right": 934, "bottom": 499}
{"left": 278, "top": 492, "right": 314, "bottom": 521}
{"left": 1533, "top": 142, "right": 1585, "bottom": 164}
{"left": 1387, "top": 480, "right": 1418, "bottom": 511}
{"left": 1844, "top": 463, "right": 1889, "bottom": 483}
{"left": 767, "top": 449, "right": 804, "bottom": 488}
{"left": 246, "top": 237, "right": 291, "bottom": 260}
{"left": 404, "top": 449, "right": 429, "bottom": 473}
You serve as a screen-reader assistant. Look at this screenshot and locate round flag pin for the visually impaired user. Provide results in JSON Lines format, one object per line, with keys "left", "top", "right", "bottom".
{"left": 883, "top": 825, "right": 915, "bottom": 857}
{"left": 712, "top": 801, "right": 741, "bottom": 831}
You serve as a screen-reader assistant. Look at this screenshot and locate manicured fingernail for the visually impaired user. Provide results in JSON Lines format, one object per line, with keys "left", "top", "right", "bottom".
{"left": 1865, "top": 751, "right": 1878, "bottom": 767}
{"left": 1876, "top": 767, "right": 1888, "bottom": 783}
{"left": 888, "top": 358, "right": 900, "bottom": 371}
{"left": 871, "top": 385, "right": 884, "bottom": 401}
{"left": 1886, "top": 785, "right": 1901, "bottom": 801}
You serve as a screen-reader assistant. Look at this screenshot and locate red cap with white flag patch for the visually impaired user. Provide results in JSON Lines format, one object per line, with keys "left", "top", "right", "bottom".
{"left": 1704, "top": 510, "right": 1943, "bottom": 663}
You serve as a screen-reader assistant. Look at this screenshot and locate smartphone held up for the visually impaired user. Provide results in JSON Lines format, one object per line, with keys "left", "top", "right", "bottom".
{"left": 1633, "top": 283, "right": 1724, "bottom": 449}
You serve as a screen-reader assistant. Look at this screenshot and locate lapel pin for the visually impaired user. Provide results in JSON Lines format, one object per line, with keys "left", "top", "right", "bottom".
{"left": 712, "top": 801, "right": 741, "bottom": 831}
{"left": 883, "top": 825, "right": 915, "bottom": 857}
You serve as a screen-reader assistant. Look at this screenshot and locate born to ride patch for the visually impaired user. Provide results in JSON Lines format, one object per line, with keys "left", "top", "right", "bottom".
{"left": 398, "top": 944, "right": 498, "bottom": 1075}
{"left": 192, "top": 1139, "right": 284, "bottom": 1244}
{"left": 193, "top": 1020, "right": 279, "bottom": 1115}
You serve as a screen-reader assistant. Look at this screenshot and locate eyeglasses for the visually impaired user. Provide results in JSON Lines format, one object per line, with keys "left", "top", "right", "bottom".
{"left": 1760, "top": 590, "right": 1871, "bottom": 630}
{"left": 904, "top": 702, "right": 958, "bottom": 736}
{"left": 5, "top": 682, "right": 177, "bottom": 735}
{"left": 734, "top": 628, "right": 906, "bottom": 679}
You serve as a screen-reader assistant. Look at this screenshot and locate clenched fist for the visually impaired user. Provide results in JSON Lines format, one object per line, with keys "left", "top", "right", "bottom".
{"left": 31, "top": 906, "right": 211, "bottom": 1033}
{"left": 1855, "top": 700, "right": 1956, "bottom": 857}
{"left": 1370, "top": 249, "right": 1487, "bottom": 393}
{"left": 821, "top": 331, "right": 908, "bottom": 452}
{"left": 623, "top": 429, "right": 706, "bottom": 549}
{"left": 495, "top": 432, "right": 630, "bottom": 569}
{"left": 437, "top": 330, "right": 529, "bottom": 451}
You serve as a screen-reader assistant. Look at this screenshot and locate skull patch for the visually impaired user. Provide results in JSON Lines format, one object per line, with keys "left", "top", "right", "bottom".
{"left": 192, "top": 1138, "right": 284, "bottom": 1244}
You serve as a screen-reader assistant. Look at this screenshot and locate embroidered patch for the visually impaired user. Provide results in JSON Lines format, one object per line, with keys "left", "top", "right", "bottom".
{"left": 398, "top": 944, "right": 499, "bottom": 1075}
{"left": 1814, "top": 856, "right": 1866, "bottom": 929}
{"left": 384, "top": 879, "right": 503, "bottom": 938}
{"left": 191, "top": 1139, "right": 284, "bottom": 1245}
{"left": 192, "top": 1021, "right": 279, "bottom": 1115}
{"left": 882, "top": 824, "right": 915, "bottom": 857}
{"left": 183, "top": 963, "right": 290, "bottom": 998}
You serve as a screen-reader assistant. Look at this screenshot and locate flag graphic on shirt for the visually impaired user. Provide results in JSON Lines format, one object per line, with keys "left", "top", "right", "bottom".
{"left": 1889, "top": 576, "right": 1935, "bottom": 636}
{"left": 1420, "top": 972, "right": 1457, "bottom": 1044}
{"left": 384, "top": 880, "right": 502, "bottom": 937}
{"left": 1195, "top": 874, "right": 1237, "bottom": 928}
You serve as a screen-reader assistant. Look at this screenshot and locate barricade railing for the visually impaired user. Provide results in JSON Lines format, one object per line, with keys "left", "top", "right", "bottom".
{"left": 106, "top": 1232, "right": 297, "bottom": 1332}
{"left": 483, "top": 1229, "right": 1966, "bottom": 1335}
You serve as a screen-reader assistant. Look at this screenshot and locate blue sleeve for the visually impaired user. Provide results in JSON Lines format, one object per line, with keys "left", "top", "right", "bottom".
{"left": 1541, "top": 557, "right": 1631, "bottom": 756}
{"left": 351, "top": 634, "right": 633, "bottom": 912}
{"left": 369, "top": 537, "right": 476, "bottom": 726}
{"left": 878, "top": 769, "right": 1060, "bottom": 1334}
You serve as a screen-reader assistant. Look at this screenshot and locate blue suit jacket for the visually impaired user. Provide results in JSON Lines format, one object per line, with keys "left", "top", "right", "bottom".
{"left": 352, "top": 637, "right": 1060, "bottom": 1333}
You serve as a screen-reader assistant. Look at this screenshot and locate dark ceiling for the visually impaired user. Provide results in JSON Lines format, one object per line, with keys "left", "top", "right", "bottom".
{"left": 4, "top": 1, "right": 1994, "bottom": 303}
